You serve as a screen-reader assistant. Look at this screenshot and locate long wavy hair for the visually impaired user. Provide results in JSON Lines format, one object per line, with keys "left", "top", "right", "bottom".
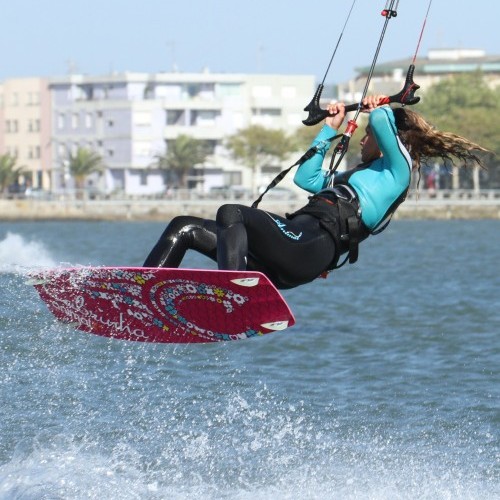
{"left": 392, "top": 107, "right": 491, "bottom": 170}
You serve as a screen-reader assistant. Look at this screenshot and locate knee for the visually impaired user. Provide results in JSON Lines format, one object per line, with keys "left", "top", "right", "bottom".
{"left": 216, "top": 204, "right": 243, "bottom": 228}
{"left": 161, "top": 216, "right": 197, "bottom": 241}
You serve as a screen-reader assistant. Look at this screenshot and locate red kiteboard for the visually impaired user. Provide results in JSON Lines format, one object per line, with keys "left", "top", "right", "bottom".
{"left": 29, "top": 267, "right": 295, "bottom": 343}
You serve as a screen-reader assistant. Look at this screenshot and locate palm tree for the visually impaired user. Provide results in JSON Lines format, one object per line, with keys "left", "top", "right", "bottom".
{"left": 152, "top": 135, "right": 209, "bottom": 189}
{"left": 0, "top": 153, "right": 23, "bottom": 195}
{"left": 66, "top": 147, "right": 105, "bottom": 196}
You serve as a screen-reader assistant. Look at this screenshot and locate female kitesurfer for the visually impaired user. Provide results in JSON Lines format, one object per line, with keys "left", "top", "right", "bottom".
{"left": 143, "top": 95, "right": 489, "bottom": 289}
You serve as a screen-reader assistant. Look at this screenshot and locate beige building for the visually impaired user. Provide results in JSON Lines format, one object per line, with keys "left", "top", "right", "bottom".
{"left": 0, "top": 77, "right": 52, "bottom": 191}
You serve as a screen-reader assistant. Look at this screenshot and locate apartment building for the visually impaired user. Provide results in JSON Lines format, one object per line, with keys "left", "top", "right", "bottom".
{"left": 49, "top": 71, "right": 315, "bottom": 196}
{"left": 0, "top": 77, "right": 52, "bottom": 191}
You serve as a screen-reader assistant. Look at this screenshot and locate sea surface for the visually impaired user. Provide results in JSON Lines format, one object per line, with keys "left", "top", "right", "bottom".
{"left": 0, "top": 219, "right": 498, "bottom": 499}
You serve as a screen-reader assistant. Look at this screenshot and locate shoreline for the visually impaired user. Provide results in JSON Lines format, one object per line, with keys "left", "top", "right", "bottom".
{"left": 1, "top": 198, "right": 499, "bottom": 222}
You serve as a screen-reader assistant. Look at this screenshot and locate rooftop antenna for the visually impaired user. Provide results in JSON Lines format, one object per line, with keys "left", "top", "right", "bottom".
{"left": 66, "top": 59, "right": 77, "bottom": 75}
{"left": 167, "top": 41, "right": 178, "bottom": 72}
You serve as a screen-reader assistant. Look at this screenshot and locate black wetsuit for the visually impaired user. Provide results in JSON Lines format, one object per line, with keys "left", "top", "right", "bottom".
{"left": 143, "top": 185, "right": 365, "bottom": 290}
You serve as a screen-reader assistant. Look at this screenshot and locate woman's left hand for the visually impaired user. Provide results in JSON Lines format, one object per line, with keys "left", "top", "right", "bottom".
{"left": 361, "top": 95, "right": 389, "bottom": 112}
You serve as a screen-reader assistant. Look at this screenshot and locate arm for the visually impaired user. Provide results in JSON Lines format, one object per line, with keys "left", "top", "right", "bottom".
{"left": 368, "top": 106, "right": 413, "bottom": 186}
{"left": 369, "top": 106, "right": 401, "bottom": 161}
{"left": 294, "top": 102, "right": 346, "bottom": 193}
{"left": 362, "top": 95, "right": 410, "bottom": 169}
{"left": 293, "top": 124, "right": 338, "bottom": 193}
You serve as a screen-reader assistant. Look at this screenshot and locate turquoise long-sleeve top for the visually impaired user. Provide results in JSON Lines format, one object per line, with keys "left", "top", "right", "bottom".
{"left": 293, "top": 106, "right": 412, "bottom": 230}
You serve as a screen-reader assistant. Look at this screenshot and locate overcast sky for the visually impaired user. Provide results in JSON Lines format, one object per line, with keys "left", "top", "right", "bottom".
{"left": 2, "top": 0, "right": 498, "bottom": 83}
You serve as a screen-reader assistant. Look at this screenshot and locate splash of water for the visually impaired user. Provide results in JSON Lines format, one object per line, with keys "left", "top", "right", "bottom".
{"left": 0, "top": 232, "right": 56, "bottom": 273}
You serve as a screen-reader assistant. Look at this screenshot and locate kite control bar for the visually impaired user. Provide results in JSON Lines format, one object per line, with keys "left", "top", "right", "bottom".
{"left": 302, "top": 64, "right": 420, "bottom": 126}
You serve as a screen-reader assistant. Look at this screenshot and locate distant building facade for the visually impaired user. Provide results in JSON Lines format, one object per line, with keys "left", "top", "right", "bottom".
{"left": 0, "top": 78, "right": 52, "bottom": 191}
{"left": 2, "top": 50, "right": 498, "bottom": 196}
{"left": 48, "top": 72, "right": 315, "bottom": 196}
{"left": 337, "top": 48, "right": 500, "bottom": 103}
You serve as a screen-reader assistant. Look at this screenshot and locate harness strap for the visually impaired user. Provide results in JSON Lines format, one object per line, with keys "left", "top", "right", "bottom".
{"left": 288, "top": 185, "right": 367, "bottom": 270}
{"left": 336, "top": 198, "right": 361, "bottom": 266}
{"left": 347, "top": 215, "right": 360, "bottom": 264}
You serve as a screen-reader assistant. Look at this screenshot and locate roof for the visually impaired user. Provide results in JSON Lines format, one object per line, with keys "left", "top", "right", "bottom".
{"left": 355, "top": 50, "right": 500, "bottom": 76}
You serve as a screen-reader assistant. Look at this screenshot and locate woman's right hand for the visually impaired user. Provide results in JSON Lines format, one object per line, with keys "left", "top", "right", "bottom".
{"left": 325, "top": 102, "right": 346, "bottom": 130}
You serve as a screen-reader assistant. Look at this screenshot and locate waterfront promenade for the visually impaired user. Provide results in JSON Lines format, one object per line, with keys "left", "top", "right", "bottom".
{"left": 1, "top": 189, "right": 500, "bottom": 221}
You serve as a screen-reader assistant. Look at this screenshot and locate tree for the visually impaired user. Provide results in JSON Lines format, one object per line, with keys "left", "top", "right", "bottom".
{"left": 225, "top": 125, "right": 295, "bottom": 194}
{"left": 152, "top": 135, "right": 209, "bottom": 189}
{"left": 416, "top": 72, "right": 499, "bottom": 188}
{"left": 290, "top": 122, "right": 323, "bottom": 152}
{"left": 0, "top": 153, "right": 23, "bottom": 194}
{"left": 418, "top": 72, "right": 500, "bottom": 153}
{"left": 67, "top": 147, "right": 105, "bottom": 191}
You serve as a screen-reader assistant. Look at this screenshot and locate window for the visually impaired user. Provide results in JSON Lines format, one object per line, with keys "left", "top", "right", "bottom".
{"left": 144, "top": 84, "right": 155, "bottom": 100}
{"left": 58, "top": 144, "right": 66, "bottom": 158}
{"left": 202, "top": 140, "right": 217, "bottom": 155}
{"left": 140, "top": 170, "right": 148, "bottom": 186}
{"left": 166, "top": 109, "right": 184, "bottom": 125}
{"left": 186, "top": 84, "right": 200, "bottom": 97}
{"left": 83, "top": 85, "right": 94, "bottom": 101}
{"left": 72, "top": 113, "right": 79, "bottom": 129}
{"left": 85, "top": 113, "right": 93, "bottom": 128}
{"left": 192, "top": 110, "right": 220, "bottom": 126}
{"left": 252, "top": 108, "right": 281, "bottom": 117}
{"left": 27, "top": 92, "right": 40, "bottom": 105}
{"left": 216, "top": 83, "right": 241, "bottom": 98}
{"left": 57, "top": 114, "right": 65, "bottom": 129}
{"left": 226, "top": 171, "right": 242, "bottom": 185}
{"left": 27, "top": 145, "right": 41, "bottom": 159}
{"left": 28, "top": 119, "right": 40, "bottom": 132}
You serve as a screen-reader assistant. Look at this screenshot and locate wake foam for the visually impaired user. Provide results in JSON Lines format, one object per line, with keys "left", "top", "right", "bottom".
{"left": 0, "top": 428, "right": 496, "bottom": 500}
{"left": 0, "top": 232, "right": 56, "bottom": 273}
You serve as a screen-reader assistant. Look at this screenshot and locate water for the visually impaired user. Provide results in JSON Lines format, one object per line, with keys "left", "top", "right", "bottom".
{"left": 0, "top": 220, "right": 498, "bottom": 499}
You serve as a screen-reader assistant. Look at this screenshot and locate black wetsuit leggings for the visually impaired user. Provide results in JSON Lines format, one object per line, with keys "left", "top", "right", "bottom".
{"left": 143, "top": 204, "right": 337, "bottom": 289}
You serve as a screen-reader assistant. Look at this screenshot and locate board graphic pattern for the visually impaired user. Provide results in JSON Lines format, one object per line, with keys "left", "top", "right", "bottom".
{"left": 29, "top": 267, "right": 295, "bottom": 343}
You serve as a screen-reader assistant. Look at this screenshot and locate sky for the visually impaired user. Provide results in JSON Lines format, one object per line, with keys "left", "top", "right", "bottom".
{"left": 1, "top": 0, "right": 499, "bottom": 84}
